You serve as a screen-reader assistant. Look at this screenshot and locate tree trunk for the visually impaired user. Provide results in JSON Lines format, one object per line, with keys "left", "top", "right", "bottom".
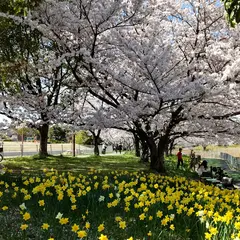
{"left": 134, "top": 134, "right": 140, "bottom": 157}
{"left": 169, "top": 139, "right": 175, "bottom": 155}
{"left": 149, "top": 137, "right": 166, "bottom": 173}
{"left": 38, "top": 123, "right": 49, "bottom": 156}
{"left": 165, "top": 144, "right": 169, "bottom": 156}
{"left": 72, "top": 133, "right": 75, "bottom": 157}
{"left": 149, "top": 140, "right": 158, "bottom": 170}
{"left": 93, "top": 136, "right": 100, "bottom": 156}
{"left": 133, "top": 121, "right": 166, "bottom": 172}
{"left": 90, "top": 130, "right": 101, "bottom": 156}
{"left": 140, "top": 140, "right": 149, "bottom": 162}
{"left": 157, "top": 139, "right": 166, "bottom": 172}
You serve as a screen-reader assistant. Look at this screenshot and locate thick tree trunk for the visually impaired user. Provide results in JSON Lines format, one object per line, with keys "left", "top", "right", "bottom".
{"left": 134, "top": 134, "right": 140, "bottom": 157}
{"left": 165, "top": 144, "right": 169, "bottom": 156}
{"left": 133, "top": 121, "right": 166, "bottom": 172}
{"left": 90, "top": 130, "right": 101, "bottom": 156}
{"left": 169, "top": 139, "right": 175, "bottom": 155}
{"left": 149, "top": 137, "right": 166, "bottom": 173}
{"left": 164, "top": 138, "right": 169, "bottom": 156}
{"left": 157, "top": 139, "right": 166, "bottom": 172}
{"left": 149, "top": 141, "right": 158, "bottom": 169}
{"left": 140, "top": 140, "right": 149, "bottom": 162}
{"left": 38, "top": 123, "right": 49, "bottom": 156}
{"left": 93, "top": 136, "right": 100, "bottom": 156}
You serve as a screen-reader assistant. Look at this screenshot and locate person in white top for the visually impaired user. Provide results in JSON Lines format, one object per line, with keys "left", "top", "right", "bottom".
{"left": 197, "top": 160, "right": 208, "bottom": 176}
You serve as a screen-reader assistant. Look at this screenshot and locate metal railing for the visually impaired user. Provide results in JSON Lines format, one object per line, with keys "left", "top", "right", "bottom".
{"left": 220, "top": 152, "right": 240, "bottom": 170}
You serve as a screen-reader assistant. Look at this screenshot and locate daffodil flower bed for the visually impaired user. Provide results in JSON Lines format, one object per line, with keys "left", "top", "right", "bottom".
{"left": 0, "top": 168, "right": 239, "bottom": 240}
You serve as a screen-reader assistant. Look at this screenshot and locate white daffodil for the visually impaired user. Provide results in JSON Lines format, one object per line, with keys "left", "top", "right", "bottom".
{"left": 98, "top": 195, "right": 105, "bottom": 202}
{"left": 206, "top": 221, "right": 210, "bottom": 229}
{"left": 19, "top": 203, "right": 27, "bottom": 210}
{"left": 197, "top": 210, "right": 204, "bottom": 217}
{"left": 56, "top": 212, "right": 63, "bottom": 219}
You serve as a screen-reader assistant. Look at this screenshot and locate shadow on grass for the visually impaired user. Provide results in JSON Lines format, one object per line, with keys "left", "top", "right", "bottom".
{"left": 165, "top": 155, "right": 199, "bottom": 180}
{"left": 3, "top": 154, "right": 148, "bottom": 174}
{"left": 3, "top": 154, "right": 204, "bottom": 180}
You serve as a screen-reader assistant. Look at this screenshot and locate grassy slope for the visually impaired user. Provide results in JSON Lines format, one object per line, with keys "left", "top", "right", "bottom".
{"left": 1, "top": 153, "right": 200, "bottom": 181}
{"left": 2, "top": 154, "right": 146, "bottom": 174}
{"left": 2, "top": 152, "right": 239, "bottom": 180}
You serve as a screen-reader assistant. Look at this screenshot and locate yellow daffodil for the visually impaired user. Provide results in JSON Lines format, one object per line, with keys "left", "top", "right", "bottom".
{"left": 24, "top": 194, "right": 31, "bottom": 200}
{"left": 71, "top": 205, "right": 77, "bottom": 210}
{"left": 147, "top": 231, "right": 152, "bottom": 236}
{"left": 42, "top": 223, "right": 50, "bottom": 230}
{"left": 2, "top": 206, "right": 8, "bottom": 211}
{"left": 156, "top": 210, "right": 163, "bottom": 218}
{"left": 59, "top": 218, "right": 69, "bottom": 225}
{"left": 115, "top": 216, "right": 122, "bottom": 222}
{"left": 98, "top": 234, "right": 108, "bottom": 240}
{"left": 20, "top": 224, "right": 28, "bottom": 230}
{"left": 170, "top": 224, "right": 175, "bottom": 231}
{"left": 205, "top": 232, "right": 212, "bottom": 240}
{"left": 139, "top": 213, "right": 146, "bottom": 220}
{"left": 38, "top": 200, "right": 45, "bottom": 207}
{"left": 119, "top": 221, "right": 126, "bottom": 229}
{"left": 85, "top": 222, "right": 90, "bottom": 229}
{"left": 98, "top": 224, "right": 105, "bottom": 232}
{"left": 71, "top": 224, "right": 79, "bottom": 233}
{"left": 77, "top": 230, "right": 87, "bottom": 238}
{"left": 23, "top": 212, "right": 31, "bottom": 221}
{"left": 209, "top": 226, "right": 218, "bottom": 235}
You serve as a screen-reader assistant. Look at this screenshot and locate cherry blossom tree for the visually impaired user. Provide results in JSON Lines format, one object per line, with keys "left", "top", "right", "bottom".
{"left": 30, "top": 0, "right": 240, "bottom": 170}
{"left": 1, "top": 0, "right": 240, "bottom": 172}
{"left": 0, "top": 35, "right": 72, "bottom": 155}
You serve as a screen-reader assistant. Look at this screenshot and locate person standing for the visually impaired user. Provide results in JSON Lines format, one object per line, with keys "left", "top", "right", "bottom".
{"left": 197, "top": 160, "right": 208, "bottom": 176}
{"left": 189, "top": 150, "right": 196, "bottom": 170}
{"left": 118, "top": 144, "right": 123, "bottom": 154}
{"left": 102, "top": 143, "right": 107, "bottom": 154}
{"left": 177, "top": 148, "right": 183, "bottom": 168}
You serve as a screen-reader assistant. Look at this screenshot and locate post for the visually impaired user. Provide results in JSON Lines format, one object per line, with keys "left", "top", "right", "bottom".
{"left": 72, "top": 133, "right": 75, "bottom": 157}
{"left": 20, "top": 144, "right": 23, "bottom": 157}
{"left": 21, "top": 130, "right": 24, "bottom": 157}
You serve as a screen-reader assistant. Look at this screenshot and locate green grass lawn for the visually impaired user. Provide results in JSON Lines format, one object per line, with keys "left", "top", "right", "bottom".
{"left": 2, "top": 154, "right": 147, "bottom": 174}
{"left": 3, "top": 153, "right": 240, "bottom": 181}
{"left": 1, "top": 153, "right": 200, "bottom": 181}
{"left": 1, "top": 154, "right": 240, "bottom": 240}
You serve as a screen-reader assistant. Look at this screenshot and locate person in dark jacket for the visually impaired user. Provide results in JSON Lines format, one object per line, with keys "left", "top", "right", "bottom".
{"left": 118, "top": 144, "right": 123, "bottom": 154}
